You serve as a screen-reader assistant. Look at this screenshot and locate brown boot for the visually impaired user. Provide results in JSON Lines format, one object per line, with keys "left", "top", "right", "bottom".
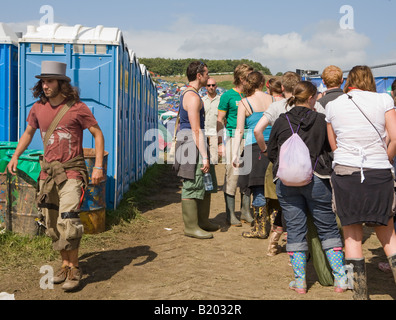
{"left": 62, "top": 266, "right": 82, "bottom": 292}
{"left": 53, "top": 265, "right": 70, "bottom": 284}
{"left": 267, "top": 226, "right": 283, "bottom": 256}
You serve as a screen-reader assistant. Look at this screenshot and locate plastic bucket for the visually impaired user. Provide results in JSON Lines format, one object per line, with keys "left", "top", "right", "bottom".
{"left": 80, "top": 148, "right": 108, "bottom": 234}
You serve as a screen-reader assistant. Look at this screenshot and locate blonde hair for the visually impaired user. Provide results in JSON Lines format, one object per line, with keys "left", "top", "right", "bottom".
{"left": 243, "top": 71, "right": 265, "bottom": 97}
{"left": 287, "top": 81, "right": 317, "bottom": 107}
{"left": 344, "top": 65, "right": 376, "bottom": 93}
{"left": 321, "top": 65, "right": 343, "bottom": 88}
{"left": 281, "top": 71, "right": 301, "bottom": 93}
{"left": 234, "top": 64, "right": 254, "bottom": 86}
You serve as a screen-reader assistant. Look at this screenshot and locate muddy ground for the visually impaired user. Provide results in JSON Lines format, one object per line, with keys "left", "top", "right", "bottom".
{"left": 1, "top": 164, "right": 396, "bottom": 301}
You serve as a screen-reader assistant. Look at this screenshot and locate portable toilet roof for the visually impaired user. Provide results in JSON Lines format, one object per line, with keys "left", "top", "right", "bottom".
{"left": 20, "top": 23, "right": 122, "bottom": 45}
{"left": 0, "top": 23, "right": 18, "bottom": 46}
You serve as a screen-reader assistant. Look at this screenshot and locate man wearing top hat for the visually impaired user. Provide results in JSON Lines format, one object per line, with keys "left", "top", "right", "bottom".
{"left": 7, "top": 61, "right": 104, "bottom": 292}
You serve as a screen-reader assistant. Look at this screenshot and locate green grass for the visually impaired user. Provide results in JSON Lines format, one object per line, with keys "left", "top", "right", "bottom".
{"left": 0, "top": 163, "right": 170, "bottom": 271}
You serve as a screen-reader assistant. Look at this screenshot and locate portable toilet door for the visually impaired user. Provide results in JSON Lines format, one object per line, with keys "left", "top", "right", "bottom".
{"left": 140, "top": 64, "right": 148, "bottom": 174}
{"left": 119, "top": 42, "right": 130, "bottom": 197}
{"left": 128, "top": 50, "right": 137, "bottom": 184}
{"left": 135, "top": 59, "right": 143, "bottom": 180}
{"left": 0, "top": 23, "right": 18, "bottom": 142}
{"left": 18, "top": 23, "right": 125, "bottom": 209}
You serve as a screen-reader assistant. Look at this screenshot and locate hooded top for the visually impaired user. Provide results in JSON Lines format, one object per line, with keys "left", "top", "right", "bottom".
{"left": 267, "top": 106, "right": 333, "bottom": 178}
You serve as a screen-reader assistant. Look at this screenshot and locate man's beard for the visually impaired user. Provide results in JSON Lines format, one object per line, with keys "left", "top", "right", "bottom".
{"left": 44, "top": 86, "right": 60, "bottom": 98}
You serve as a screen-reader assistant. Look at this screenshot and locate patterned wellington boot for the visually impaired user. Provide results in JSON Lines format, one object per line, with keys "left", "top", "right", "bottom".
{"left": 242, "top": 206, "right": 266, "bottom": 239}
{"left": 288, "top": 251, "right": 307, "bottom": 294}
{"left": 325, "top": 248, "right": 348, "bottom": 293}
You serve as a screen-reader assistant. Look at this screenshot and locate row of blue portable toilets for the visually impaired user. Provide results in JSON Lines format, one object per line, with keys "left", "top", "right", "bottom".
{"left": 0, "top": 22, "right": 159, "bottom": 235}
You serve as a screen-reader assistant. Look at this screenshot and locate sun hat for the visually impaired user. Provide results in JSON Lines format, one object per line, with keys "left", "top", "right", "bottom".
{"left": 35, "top": 61, "right": 71, "bottom": 82}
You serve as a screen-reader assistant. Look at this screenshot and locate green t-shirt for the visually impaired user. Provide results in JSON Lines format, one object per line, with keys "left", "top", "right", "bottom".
{"left": 218, "top": 88, "right": 244, "bottom": 137}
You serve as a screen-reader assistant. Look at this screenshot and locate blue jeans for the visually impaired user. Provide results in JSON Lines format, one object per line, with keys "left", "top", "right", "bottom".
{"left": 251, "top": 186, "right": 266, "bottom": 207}
{"left": 276, "top": 175, "right": 342, "bottom": 252}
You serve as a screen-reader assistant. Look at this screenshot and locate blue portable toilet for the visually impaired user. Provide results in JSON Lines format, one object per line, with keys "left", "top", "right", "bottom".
{"left": 140, "top": 64, "right": 148, "bottom": 174}
{"left": 18, "top": 23, "right": 130, "bottom": 209}
{"left": 135, "top": 59, "right": 143, "bottom": 180}
{"left": 128, "top": 50, "right": 138, "bottom": 184}
{"left": 0, "top": 23, "right": 19, "bottom": 142}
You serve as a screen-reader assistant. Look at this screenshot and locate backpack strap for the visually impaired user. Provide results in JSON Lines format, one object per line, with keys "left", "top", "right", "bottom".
{"left": 285, "top": 110, "right": 312, "bottom": 134}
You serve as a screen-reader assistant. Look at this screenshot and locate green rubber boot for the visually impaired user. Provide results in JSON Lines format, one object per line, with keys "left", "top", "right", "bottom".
{"left": 182, "top": 199, "right": 213, "bottom": 239}
{"left": 224, "top": 194, "right": 241, "bottom": 227}
{"left": 240, "top": 193, "right": 253, "bottom": 223}
{"left": 198, "top": 193, "right": 219, "bottom": 232}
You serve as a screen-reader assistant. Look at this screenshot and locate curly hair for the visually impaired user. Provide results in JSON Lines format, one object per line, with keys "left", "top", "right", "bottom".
{"left": 242, "top": 71, "right": 265, "bottom": 97}
{"left": 32, "top": 79, "right": 80, "bottom": 104}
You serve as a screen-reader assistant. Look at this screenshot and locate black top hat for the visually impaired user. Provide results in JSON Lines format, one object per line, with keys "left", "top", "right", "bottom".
{"left": 35, "top": 61, "right": 71, "bottom": 82}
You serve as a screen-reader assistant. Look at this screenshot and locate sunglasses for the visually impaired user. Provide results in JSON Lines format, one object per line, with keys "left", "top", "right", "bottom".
{"left": 207, "top": 84, "right": 216, "bottom": 87}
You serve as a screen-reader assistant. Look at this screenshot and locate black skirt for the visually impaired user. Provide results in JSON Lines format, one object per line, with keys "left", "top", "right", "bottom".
{"left": 237, "top": 143, "right": 269, "bottom": 195}
{"left": 331, "top": 168, "right": 394, "bottom": 226}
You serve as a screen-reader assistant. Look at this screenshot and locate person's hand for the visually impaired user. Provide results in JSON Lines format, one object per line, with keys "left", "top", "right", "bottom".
{"left": 218, "top": 143, "right": 225, "bottom": 157}
{"left": 232, "top": 155, "right": 240, "bottom": 168}
{"left": 6, "top": 157, "right": 18, "bottom": 175}
{"left": 91, "top": 167, "right": 104, "bottom": 185}
{"left": 200, "top": 158, "right": 210, "bottom": 174}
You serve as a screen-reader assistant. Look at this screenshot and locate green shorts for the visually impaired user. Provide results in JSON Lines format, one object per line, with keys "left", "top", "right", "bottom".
{"left": 182, "top": 163, "right": 217, "bottom": 200}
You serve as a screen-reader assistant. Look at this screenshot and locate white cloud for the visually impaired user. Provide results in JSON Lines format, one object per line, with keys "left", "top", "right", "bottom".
{"left": 124, "top": 18, "right": 372, "bottom": 74}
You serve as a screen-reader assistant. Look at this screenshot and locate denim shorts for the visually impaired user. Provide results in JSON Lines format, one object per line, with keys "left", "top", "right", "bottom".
{"left": 276, "top": 175, "right": 343, "bottom": 252}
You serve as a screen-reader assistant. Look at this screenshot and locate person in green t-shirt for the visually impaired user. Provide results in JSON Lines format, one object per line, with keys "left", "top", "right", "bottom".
{"left": 217, "top": 64, "right": 253, "bottom": 227}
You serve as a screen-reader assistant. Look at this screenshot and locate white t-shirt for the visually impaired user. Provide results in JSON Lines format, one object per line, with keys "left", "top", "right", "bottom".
{"left": 264, "top": 98, "right": 325, "bottom": 126}
{"left": 325, "top": 90, "right": 394, "bottom": 172}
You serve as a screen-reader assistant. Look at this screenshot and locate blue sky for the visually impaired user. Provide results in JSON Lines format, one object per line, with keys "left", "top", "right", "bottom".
{"left": 2, "top": 0, "right": 396, "bottom": 75}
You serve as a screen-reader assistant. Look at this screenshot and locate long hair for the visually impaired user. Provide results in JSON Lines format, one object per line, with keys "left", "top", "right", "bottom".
{"left": 344, "top": 65, "right": 376, "bottom": 93}
{"left": 32, "top": 79, "right": 80, "bottom": 104}
{"left": 287, "top": 81, "right": 317, "bottom": 107}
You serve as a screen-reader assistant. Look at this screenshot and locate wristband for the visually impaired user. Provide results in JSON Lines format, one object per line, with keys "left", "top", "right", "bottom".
{"left": 93, "top": 166, "right": 104, "bottom": 170}
{"left": 261, "top": 148, "right": 267, "bottom": 153}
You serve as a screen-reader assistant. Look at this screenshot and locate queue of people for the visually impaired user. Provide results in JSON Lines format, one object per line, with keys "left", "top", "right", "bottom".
{"left": 174, "top": 61, "right": 396, "bottom": 300}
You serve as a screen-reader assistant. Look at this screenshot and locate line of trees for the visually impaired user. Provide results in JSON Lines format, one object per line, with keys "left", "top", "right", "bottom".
{"left": 138, "top": 58, "right": 272, "bottom": 76}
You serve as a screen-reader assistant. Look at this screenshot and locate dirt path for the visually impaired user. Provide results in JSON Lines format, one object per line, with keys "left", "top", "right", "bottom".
{"left": 1, "top": 164, "right": 396, "bottom": 300}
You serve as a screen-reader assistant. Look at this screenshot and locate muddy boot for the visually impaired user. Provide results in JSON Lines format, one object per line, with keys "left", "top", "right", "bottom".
{"left": 386, "top": 253, "right": 396, "bottom": 283}
{"left": 224, "top": 194, "right": 241, "bottom": 227}
{"left": 240, "top": 193, "right": 253, "bottom": 224}
{"left": 325, "top": 248, "right": 348, "bottom": 293}
{"left": 198, "top": 193, "right": 219, "bottom": 232}
{"left": 242, "top": 206, "right": 268, "bottom": 239}
{"left": 345, "top": 258, "right": 368, "bottom": 300}
{"left": 62, "top": 266, "right": 82, "bottom": 292}
{"left": 182, "top": 199, "right": 213, "bottom": 239}
{"left": 53, "top": 265, "right": 70, "bottom": 284}
{"left": 288, "top": 251, "right": 307, "bottom": 294}
{"left": 267, "top": 225, "right": 283, "bottom": 256}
